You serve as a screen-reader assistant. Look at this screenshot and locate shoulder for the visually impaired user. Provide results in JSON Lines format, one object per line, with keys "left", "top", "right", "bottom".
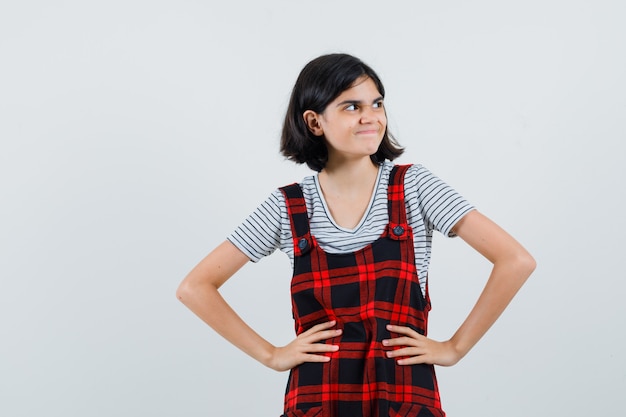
{"left": 265, "top": 188, "right": 287, "bottom": 211}
{"left": 404, "top": 163, "right": 433, "bottom": 184}
{"left": 275, "top": 173, "right": 321, "bottom": 218}
{"left": 379, "top": 161, "right": 431, "bottom": 188}
{"left": 278, "top": 173, "right": 317, "bottom": 195}
{"left": 401, "top": 163, "right": 475, "bottom": 235}
{"left": 403, "top": 163, "right": 458, "bottom": 196}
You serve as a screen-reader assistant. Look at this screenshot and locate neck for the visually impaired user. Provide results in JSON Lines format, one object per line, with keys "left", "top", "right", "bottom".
{"left": 319, "top": 157, "right": 380, "bottom": 193}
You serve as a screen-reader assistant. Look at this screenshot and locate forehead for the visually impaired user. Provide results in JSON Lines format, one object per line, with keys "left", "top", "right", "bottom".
{"left": 334, "top": 76, "right": 382, "bottom": 100}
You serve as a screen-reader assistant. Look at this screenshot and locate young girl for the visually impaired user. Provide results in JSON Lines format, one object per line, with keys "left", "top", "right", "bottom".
{"left": 177, "top": 53, "right": 536, "bottom": 417}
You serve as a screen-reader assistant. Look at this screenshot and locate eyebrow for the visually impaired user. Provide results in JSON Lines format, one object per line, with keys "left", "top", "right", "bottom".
{"left": 335, "top": 96, "right": 384, "bottom": 108}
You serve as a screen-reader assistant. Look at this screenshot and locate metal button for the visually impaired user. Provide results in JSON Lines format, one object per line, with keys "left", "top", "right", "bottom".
{"left": 392, "top": 226, "right": 405, "bottom": 236}
{"left": 298, "top": 238, "right": 308, "bottom": 250}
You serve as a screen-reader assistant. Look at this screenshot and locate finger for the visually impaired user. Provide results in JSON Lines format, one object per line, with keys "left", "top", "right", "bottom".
{"left": 302, "top": 328, "right": 342, "bottom": 343}
{"left": 386, "top": 324, "right": 421, "bottom": 338}
{"left": 302, "top": 353, "right": 332, "bottom": 363}
{"left": 304, "top": 343, "right": 340, "bottom": 353}
{"left": 382, "top": 336, "right": 419, "bottom": 347}
{"left": 301, "top": 320, "right": 337, "bottom": 336}
{"left": 395, "top": 355, "right": 433, "bottom": 366}
{"left": 385, "top": 346, "right": 425, "bottom": 358}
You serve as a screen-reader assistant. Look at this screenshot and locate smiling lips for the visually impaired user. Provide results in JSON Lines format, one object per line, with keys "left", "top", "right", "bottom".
{"left": 356, "top": 127, "right": 380, "bottom": 135}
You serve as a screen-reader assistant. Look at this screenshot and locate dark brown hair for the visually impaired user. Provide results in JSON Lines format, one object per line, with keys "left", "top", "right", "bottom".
{"left": 280, "top": 53, "right": 404, "bottom": 172}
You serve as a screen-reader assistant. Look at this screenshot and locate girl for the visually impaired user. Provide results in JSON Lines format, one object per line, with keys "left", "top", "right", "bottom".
{"left": 176, "top": 53, "right": 536, "bottom": 417}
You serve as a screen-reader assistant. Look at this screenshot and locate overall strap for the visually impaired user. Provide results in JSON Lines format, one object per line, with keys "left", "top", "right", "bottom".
{"left": 387, "top": 164, "right": 412, "bottom": 240}
{"left": 279, "top": 183, "right": 314, "bottom": 256}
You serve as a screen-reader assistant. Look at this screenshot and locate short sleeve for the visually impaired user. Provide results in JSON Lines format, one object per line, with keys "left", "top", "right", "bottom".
{"left": 404, "top": 165, "right": 475, "bottom": 237}
{"left": 227, "top": 189, "right": 287, "bottom": 262}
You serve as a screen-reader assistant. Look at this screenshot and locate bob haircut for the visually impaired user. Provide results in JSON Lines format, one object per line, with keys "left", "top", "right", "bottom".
{"left": 280, "top": 53, "right": 404, "bottom": 172}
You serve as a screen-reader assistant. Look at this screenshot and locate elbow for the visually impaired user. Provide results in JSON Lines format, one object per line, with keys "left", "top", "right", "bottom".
{"left": 515, "top": 251, "right": 537, "bottom": 281}
{"left": 176, "top": 275, "right": 219, "bottom": 305}
{"left": 176, "top": 278, "right": 194, "bottom": 304}
{"left": 527, "top": 254, "right": 537, "bottom": 275}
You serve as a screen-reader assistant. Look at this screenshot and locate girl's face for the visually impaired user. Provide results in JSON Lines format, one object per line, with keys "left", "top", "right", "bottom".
{"left": 304, "top": 76, "right": 387, "bottom": 165}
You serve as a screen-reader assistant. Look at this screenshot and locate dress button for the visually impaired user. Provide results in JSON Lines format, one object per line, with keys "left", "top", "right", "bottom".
{"left": 298, "top": 238, "right": 309, "bottom": 250}
{"left": 393, "top": 226, "right": 405, "bottom": 236}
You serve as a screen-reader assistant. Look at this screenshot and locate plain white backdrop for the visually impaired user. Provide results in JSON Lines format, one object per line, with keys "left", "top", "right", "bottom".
{"left": 1, "top": 1, "right": 624, "bottom": 416}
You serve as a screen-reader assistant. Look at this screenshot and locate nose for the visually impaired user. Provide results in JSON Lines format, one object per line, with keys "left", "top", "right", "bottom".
{"left": 359, "top": 105, "right": 383, "bottom": 124}
{"left": 359, "top": 105, "right": 377, "bottom": 123}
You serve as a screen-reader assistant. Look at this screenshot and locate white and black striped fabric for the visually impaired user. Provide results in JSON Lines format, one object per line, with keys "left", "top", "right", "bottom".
{"left": 227, "top": 161, "right": 474, "bottom": 295}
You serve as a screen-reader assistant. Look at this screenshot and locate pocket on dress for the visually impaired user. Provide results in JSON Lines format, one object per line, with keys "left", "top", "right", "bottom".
{"left": 280, "top": 406, "right": 323, "bottom": 417}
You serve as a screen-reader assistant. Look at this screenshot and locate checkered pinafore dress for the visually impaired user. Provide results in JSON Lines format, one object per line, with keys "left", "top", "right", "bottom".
{"left": 279, "top": 165, "right": 445, "bottom": 417}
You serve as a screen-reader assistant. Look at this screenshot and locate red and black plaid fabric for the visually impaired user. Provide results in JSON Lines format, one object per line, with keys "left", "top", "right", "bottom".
{"left": 278, "top": 165, "right": 445, "bottom": 417}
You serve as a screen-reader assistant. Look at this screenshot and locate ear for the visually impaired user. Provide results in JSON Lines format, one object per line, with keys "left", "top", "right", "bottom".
{"left": 303, "top": 110, "right": 324, "bottom": 136}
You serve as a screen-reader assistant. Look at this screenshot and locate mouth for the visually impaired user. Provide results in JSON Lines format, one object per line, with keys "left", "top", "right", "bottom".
{"left": 356, "top": 129, "right": 380, "bottom": 135}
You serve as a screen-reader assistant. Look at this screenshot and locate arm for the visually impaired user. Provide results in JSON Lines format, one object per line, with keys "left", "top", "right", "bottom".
{"left": 176, "top": 240, "right": 340, "bottom": 371}
{"left": 384, "top": 210, "right": 536, "bottom": 366}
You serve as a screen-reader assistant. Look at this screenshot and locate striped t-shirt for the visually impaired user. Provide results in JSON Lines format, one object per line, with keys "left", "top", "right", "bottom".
{"left": 228, "top": 161, "right": 475, "bottom": 295}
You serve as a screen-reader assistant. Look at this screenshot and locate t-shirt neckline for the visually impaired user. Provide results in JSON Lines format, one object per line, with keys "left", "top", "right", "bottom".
{"left": 313, "top": 163, "right": 384, "bottom": 233}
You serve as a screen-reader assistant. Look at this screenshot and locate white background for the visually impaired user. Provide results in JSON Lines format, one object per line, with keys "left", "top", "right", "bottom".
{"left": 1, "top": 1, "right": 624, "bottom": 416}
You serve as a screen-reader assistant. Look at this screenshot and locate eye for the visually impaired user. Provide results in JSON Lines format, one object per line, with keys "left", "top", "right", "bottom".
{"left": 345, "top": 104, "right": 358, "bottom": 111}
{"left": 373, "top": 100, "right": 384, "bottom": 109}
